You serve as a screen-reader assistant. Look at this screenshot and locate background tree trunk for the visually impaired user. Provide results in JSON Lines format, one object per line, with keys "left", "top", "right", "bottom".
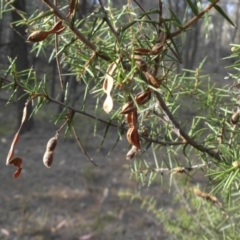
{"left": 11, "top": 0, "right": 34, "bottom": 134}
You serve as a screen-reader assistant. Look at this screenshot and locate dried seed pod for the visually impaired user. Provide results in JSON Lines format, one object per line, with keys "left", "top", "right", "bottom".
{"left": 131, "top": 110, "right": 138, "bottom": 127}
{"left": 27, "top": 30, "right": 51, "bottom": 42}
{"left": 126, "top": 127, "right": 140, "bottom": 149}
{"left": 49, "top": 20, "right": 65, "bottom": 34}
{"left": 144, "top": 72, "right": 160, "bottom": 88}
{"left": 14, "top": 168, "right": 22, "bottom": 179}
{"left": 134, "top": 55, "right": 148, "bottom": 72}
{"left": 193, "top": 188, "right": 222, "bottom": 207}
{"left": 8, "top": 157, "right": 22, "bottom": 168}
{"left": 103, "top": 94, "right": 113, "bottom": 113}
{"left": 67, "top": 0, "right": 79, "bottom": 18}
{"left": 151, "top": 42, "right": 164, "bottom": 55}
{"left": 230, "top": 111, "right": 240, "bottom": 124}
{"left": 151, "top": 32, "right": 166, "bottom": 55}
{"left": 120, "top": 101, "right": 135, "bottom": 114}
{"left": 46, "top": 136, "right": 58, "bottom": 152}
{"left": 126, "top": 145, "right": 139, "bottom": 160}
{"left": 126, "top": 110, "right": 138, "bottom": 128}
{"left": 134, "top": 48, "right": 152, "bottom": 55}
{"left": 135, "top": 90, "right": 151, "bottom": 105}
{"left": 43, "top": 151, "right": 54, "bottom": 168}
{"left": 232, "top": 161, "right": 240, "bottom": 168}
{"left": 8, "top": 157, "right": 23, "bottom": 179}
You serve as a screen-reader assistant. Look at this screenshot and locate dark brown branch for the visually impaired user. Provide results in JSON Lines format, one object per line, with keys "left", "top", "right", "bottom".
{"left": 98, "top": 0, "right": 120, "bottom": 42}
{"left": 0, "top": 76, "right": 118, "bottom": 129}
{"left": 154, "top": 91, "right": 222, "bottom": 161}
{"left": 72, "top": 124, "right": 97, "bottom": 166}
{"left": 41, "top": 0, "right": 111, "bottom": 61}
{"left": 169, "top": 0, "right": 220, "bottom": 38}
{"left": 53, "top": 0, "right": 64, "bottom": 92}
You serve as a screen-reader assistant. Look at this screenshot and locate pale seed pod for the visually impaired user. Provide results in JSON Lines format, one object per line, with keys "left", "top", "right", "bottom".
{"left": 126, "top": 145, "right": 138, "bottom": 160}
{"left": 43, "top": 151, "right": 54, "bottom": 168}
{"left": 232, "top": 161, "right": 240, "bottom": 168}
{"left": 46, "top": 136, "right": 58, "bottom": 152}
{"left": 230, "top": 111, "right": 240, "bottom": 125}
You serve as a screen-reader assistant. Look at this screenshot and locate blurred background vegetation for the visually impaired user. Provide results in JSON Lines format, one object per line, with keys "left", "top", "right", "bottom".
{"left": 1, "top": 0, "right": 240, "bottom": 239}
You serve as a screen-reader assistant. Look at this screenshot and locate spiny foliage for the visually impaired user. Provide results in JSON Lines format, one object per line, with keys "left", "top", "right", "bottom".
{"left": 0, "top": 0, "right": 240, "bottom": 237}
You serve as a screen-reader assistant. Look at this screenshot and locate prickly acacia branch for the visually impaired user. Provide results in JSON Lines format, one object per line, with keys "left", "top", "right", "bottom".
{"left": 0, "top": 76, "right": 118, "bottom": 128}
{"left": 154, "top": 91, "right": 222, "bottom": 162}
{"left": 135, "top": 162, "right": 212, "bottom": 174}
{"left": 169, "top": 0, "right": 220, "bottom": 38}
{"left": 41, "top": 0, "right": 111, "bottom": 61}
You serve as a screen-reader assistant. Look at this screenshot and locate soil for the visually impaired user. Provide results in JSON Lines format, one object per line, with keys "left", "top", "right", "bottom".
{"left": 0, "top": 103, "right": 174, "bottom": 240}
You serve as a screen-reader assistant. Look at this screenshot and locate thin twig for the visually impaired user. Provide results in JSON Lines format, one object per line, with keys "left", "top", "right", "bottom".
{"left": 154, "top": 91, "right": 222, "bottom": 161}
{"left": 53, "top": 0, "right": 64, "bottom": 92}
{"left": 72, "top": 124, "right": 97, "bottom": 166}
{"left": 0, "top": 76, "right": 119, "bottom": 129}
{"left": 153, "top": 110, "right": 185, "bottom": 141}
{"left": 132, "top": 0, "right": 152, "bottom": 22}
{"left": 98, "top": 0, "right": 120, "bottom": 42}
{"left": 134, "top": 162, "right": 211, "bottom": 174}
{"left": 154, "top": 162, "right": 210, "bottom": 173}
{"left": 172, "top": 178, "right": 214, "bottom": 236}
{"left": 42, "top": 0, "right": 111, "bottom": 61}
{"left": 169, "top": 0, "right": 220, "bottom": 38}
{"left": 142, "top": 136, "right": 185, "bottom": 146}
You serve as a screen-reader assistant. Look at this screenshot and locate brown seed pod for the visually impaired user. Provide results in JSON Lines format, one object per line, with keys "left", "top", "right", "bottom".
{"left": 135, "top": 90, "right": 151, "bottom": 105}
{"left": 126, "top": 110, "right": 138, "bottom": 128}
{"left": 8, "top": 157, "right": 22, "bottom": 168}
{"left": 126, "top": 127, "right": 140, "bottom": 149}
{"left": 27, "top": 30, "right": 51, "bottom": 42}
{"left": 144, "top": 72, "right": 160, "bottom": 88}
{"left": 14, "top": 168, "right": 22, "bottom": 179}
{"left": 43, "top": 151, "right": 54, "bottom": 168}
{"left": 49, "top": 20, "right": 65, "bottom": 34}
{"left": 46, "top": 136, "right": 58, "bottom": 152}
{"left": 151, "top": 42, "right": 164, "bottom": 55}
{"left": 134, "top": 55, "right": 148, "bottom": 72}
{"left": 230, "top": 111, "right": 240, "bottom": 125}
{"left": 121, "top": 101, "right": 135, "bottom": 114}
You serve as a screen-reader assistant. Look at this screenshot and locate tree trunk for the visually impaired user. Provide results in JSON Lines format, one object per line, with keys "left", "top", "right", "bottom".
{"left": 11, "top": 0, "right": 34, "bottom": 134}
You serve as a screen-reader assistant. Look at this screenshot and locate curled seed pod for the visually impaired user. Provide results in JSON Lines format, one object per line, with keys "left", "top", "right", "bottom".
{"left": 49, "top": 21, "right": 65, "bottom": 34}
{"left": 9, "top": 157, "right": 23, "bottom": 168}
{"left": 134, "top": 48, "right": 152, "bottom": 55}
{"left": 134, "top": 55, "right": 148, "bottom": 72}
{"left": 126, "top": 127, "right": 140, "bottom": 149}
{"left": 135, "top": 90, "right": 151, "bottom": 105}
{"left": 144, "top": 72, "right": 160, "bottom": 88}
{"left": 126, "top": 113, "right": 133, "bottom": 128}
{"left": 230, "top": 111, "right": 240, "bottom": 125}
{"left": 14, "top": 168, "right": 22, "bottom": 179}
{"left": 151, "top": 42, "right": 164, "bottom": 55}
{"left": 46, "top": 136, "right": 58, "bottom": 152}
{"left": 27, "top": 30, "right": 51, "bottom": 42}
{"left": 43, "top": 151, "right": 54, "bottom": 168}
{"left": 126, "top": 145, "right": 139, "bottom": 160}
{"left": 120, "top": 101, "right": 135, "bottom": 114}
{"left": 126, "top": 110, "right": 138, "bottom": 128}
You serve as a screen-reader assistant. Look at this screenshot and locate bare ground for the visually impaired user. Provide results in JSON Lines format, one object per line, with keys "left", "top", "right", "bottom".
{"left": 0, "top": 101, "right": 175, "bottom": 240}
